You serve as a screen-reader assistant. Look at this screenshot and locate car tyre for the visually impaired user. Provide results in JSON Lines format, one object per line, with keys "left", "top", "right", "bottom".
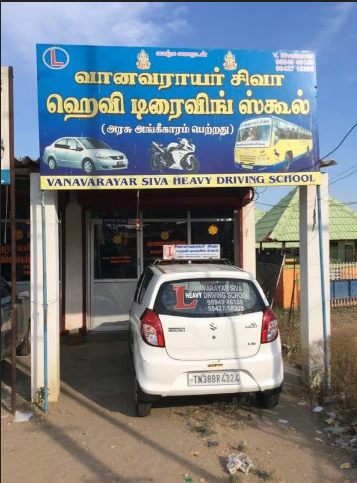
{"left": 83, "top": 159, "right": 96, "bottom": 174}
{"left": 135, "top": 378, "right": 152, "bottom": 417}
{"left": 48, "top": 157, "right": 58, "bottom": 171}
{"left": 16, "top": 323, "right": 31, "bottom": 356}
{"left": 256, "top": 392, "right": 280, "bottom": 409}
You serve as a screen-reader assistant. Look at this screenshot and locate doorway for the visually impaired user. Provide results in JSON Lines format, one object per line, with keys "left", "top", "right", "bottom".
{"left": 88, "top": 219, "right": 139, "bottom": 330}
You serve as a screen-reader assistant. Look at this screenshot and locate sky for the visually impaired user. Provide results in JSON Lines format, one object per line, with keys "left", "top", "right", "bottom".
{"left": 1, "top": 2, "right": 356, "bottom": 211}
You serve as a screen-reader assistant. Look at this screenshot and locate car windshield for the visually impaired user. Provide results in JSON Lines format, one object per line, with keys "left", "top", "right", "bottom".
{"left": 79, "top": 138, "right": 111, "bottom": 150}
{"left": 154, "top": 278, "right": 265, "bottom": 317}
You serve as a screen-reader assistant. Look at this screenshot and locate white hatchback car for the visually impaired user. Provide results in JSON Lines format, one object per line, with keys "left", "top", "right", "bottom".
{"left": 129, "top": 261, "right": 283, "bottom": 416}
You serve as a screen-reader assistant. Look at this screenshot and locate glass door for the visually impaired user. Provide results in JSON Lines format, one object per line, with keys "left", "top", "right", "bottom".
{"left": 89, "top": 219, "right": 139, "bottom": 331}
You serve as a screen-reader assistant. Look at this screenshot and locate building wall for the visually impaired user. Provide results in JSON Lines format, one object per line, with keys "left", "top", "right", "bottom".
{"left": 242, "top": 200, "right": 256, "bottom": 276}
{"left": 64, "top": 193, "right": 83, "bottom": 331}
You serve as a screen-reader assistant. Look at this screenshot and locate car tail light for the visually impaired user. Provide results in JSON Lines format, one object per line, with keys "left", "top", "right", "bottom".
{"left": 261, "top": 307, "right": 279, "bottom": 343}
{"left": 140, "top": 309, "right": 165, "bottom": 347}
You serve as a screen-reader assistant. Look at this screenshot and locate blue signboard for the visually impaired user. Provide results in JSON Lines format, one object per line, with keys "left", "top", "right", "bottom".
{"left": 1, "top": 169, "right": 10, "bottom": 185}
{"left": 36, "top": 45, "right": 320, "bottom": 190}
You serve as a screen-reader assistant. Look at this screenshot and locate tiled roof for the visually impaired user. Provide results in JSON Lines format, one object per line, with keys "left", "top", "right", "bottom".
{"left": 255, "top": 207, "right": 266, "bottom": 223}
{"left": 256, "top": 187, "right": 357, "bottom": 244}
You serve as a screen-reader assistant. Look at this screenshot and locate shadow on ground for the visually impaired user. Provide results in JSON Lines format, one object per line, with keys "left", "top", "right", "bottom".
{"left": 1, "top": 331, "right": 306, "bottom": 416}
{"left": 2, "top": 331, "right": 355, "bottom": 483}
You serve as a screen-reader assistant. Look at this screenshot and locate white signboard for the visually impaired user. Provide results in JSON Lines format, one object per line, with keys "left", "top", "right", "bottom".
{"left": 1, "top": 66, "right": 11, "bottom": 185}
{"left": 163, "top": 244, "right": 220, "bottom": 260}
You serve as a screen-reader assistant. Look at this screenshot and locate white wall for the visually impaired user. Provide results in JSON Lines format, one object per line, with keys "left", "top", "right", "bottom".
{"left": 241, "top": 200, "right": 256, "bottom": 277}
{"left": 299, "top": 173, "right": 330, "bottom": 381}
{"left": 64, "top": 192, "right": 83, "bottom": 331}
{"left": 30, "top": 173, "right": 60, "bottom": 402}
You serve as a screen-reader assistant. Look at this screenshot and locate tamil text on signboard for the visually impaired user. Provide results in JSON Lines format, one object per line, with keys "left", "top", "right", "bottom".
{"left": 37, "top": 46, "right": 320, "bottom": 189}
{"left": 163, "top": 244, "right": 220, "bottom": 260}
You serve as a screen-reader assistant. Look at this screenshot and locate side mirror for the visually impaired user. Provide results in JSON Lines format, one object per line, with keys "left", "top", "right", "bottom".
{"left": 77, "top": 147, "right": 83, "bottom": 151}
{"left": 18, "top": 291, "right": 29, "bottom": 299}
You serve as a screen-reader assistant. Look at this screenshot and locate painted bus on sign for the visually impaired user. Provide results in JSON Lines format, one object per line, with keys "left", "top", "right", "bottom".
{"left": 234, "top": 116, "right": 313, "bottom": 171}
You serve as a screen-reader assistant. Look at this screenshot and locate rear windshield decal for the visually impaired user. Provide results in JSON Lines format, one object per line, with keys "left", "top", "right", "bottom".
{"left": 155, "top": 279, "right": 265, "bottom": 318}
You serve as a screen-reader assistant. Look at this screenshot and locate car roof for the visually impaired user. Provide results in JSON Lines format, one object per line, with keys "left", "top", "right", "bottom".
{"left": 149, "top": 262, "right": 254, "bottom": 281}
{"left": 53, "top": 137, "right": 76, "bottom": 142}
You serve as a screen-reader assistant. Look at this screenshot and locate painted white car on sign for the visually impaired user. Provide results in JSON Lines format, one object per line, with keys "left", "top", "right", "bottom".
{"left": 43, "top": 137, "right": 129, "bottom": 174}
{"left": 129, "top": 261, "right": 283, "bottom": 416}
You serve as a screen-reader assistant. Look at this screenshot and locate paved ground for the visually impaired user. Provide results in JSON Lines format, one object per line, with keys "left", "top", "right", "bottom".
{"left": 1, "top": 332, "right": 357, "bottom": 483}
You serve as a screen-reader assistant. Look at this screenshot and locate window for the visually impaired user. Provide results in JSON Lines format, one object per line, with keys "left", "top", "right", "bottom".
{"left": 190, "top": 209, "right": 233, "bottom": 218}
{"left": 1, "top": 221, "right": 30, "bottom": 282}
{"left": 55, "top": 139, "right": 68, "bottom": 149}
{"left": 277, "top": 129, "right": 286, "bottom": 140}
{"left": 191, "top": 221, "right": 234, "bottom": 263}
{"left": 237, "top": 124, "right": 271, "bottom": 144}
{"left": 155, "top": 279, "right": 265, "bottom": 318}
{"left": 94, "top": 224, "right": 137, "bottom": 279}
{"left": 138, "top": 269, "right": 154, "bottom": 304}
{"left": 140, "top": 213, "right": 235, "bottom": 267}
{"left": 345, "top": 244, "right": 355, "bottom": 263}
{"left": 330, "top": 241, "right": 339, "bottom": 261}
{"left": 133, "top": 271, "right": 146, "bottom": 303}
{"left": 67, "top": 138, "right": 79, "bottom": 150}
{"left": 143, "top": 221, "right": 187, "bottom": 267}
{"left": 79, "top": 138, "right": 111, "bottom": 150}
{"left": 143, "top": 210, "right": 187, "bottom": 219}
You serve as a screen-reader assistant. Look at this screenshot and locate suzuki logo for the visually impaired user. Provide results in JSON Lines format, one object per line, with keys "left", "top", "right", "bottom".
{"left": 209, "top": 322, "right": 218, "bottom": 331}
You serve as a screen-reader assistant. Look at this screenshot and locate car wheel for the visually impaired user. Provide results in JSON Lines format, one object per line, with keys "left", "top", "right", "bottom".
{"left": 256, "top": 392, "right": 280, "bottom": 409}
{"left": 48, "top": 157, "right": 58, "bottom": 171}
{"left": 135, "top": 378, "right": 152, "bottom": 417}
{"left": 82, "top": 159, "right": 96, "bottom": 174}
{"left": 16, "top": 323, "right": 31, "bottom": 356}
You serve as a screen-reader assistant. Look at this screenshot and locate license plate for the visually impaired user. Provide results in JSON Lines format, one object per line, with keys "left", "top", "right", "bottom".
{"left": 187, "top": 371, "right": 240, "bottom": 387}
{"left": 117, "top": 161, "right": 124, "bottom": 166}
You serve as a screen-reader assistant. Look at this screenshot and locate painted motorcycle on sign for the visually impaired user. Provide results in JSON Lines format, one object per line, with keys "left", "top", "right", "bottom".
{"left": 149, "top": 138, "right": 199, "bottom": 173}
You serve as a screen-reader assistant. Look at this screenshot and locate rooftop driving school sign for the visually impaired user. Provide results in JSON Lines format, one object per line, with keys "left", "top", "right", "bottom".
{"left": 163, "top": 244, "right": 221, "bottom": 260}
{"left": 36, "top": 45, "right": 321, "bottom": 190}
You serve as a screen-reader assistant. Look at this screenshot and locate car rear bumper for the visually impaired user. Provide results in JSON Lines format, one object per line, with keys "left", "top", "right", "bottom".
{"left": 134, "top": 336, "right": 283, "bottom": 398}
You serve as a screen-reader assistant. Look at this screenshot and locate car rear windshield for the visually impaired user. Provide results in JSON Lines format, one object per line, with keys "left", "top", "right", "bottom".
{"left": 154, "top": 278, "right": 265, "bottom": 318}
